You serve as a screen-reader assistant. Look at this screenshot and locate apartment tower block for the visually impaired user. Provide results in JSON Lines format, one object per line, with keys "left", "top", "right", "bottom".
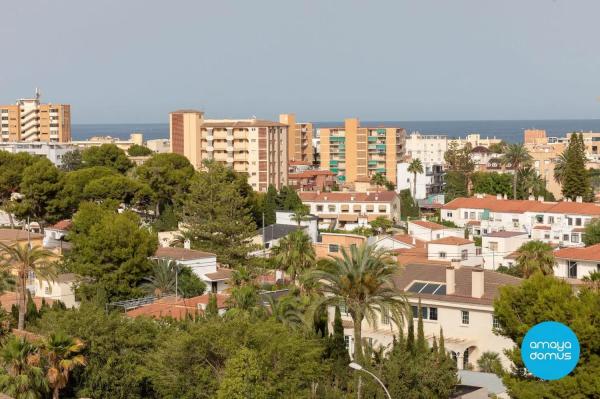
{"left": 319, "top": 118, "right": 405, "bottom": 186}
{"left": 0, "top": 90, "right": 71, "bottom": 142}
{"left": 279, "top": 113, "right": 314, "bottom": 164}
{"left": 169, "top": 110, "right": 288, "bottom": 192}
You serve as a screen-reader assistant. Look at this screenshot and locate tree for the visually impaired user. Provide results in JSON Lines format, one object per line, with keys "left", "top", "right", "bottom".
{"left": 135, "top": 153, "right": 194, "bottom": 217}
{"left": 323, "top": 306, "right": 351, "bottom": 391}
{"left": 583, "top": 218, "right": 600, "bottom": 246}
{"left": 370, "top": 173, "right": 387, "bottom": 190}
{"left": 515, "top": 240, "right": 555, "bottom": 278}
{"left": 407, "top": 159, "right": 424, "bottom": 200}
{"left": 177, "top": 266, "right": 206, "bottom": 298}
{"left": 494, "top": 274, "right": 600, "bottom": 398}
{"left": 42, "top": 332, "right": 86, "bottom": 399}
{"left": 290, "top": 205, "right": 310, "bottom": 227}
{"left": 59, "top": 150, "right": 83, "bottom": 172}
{"left": 181, "top": 161, "right": 257, "bottom": 266}
{"left": 561, "top": 133, "right": 593, "bottom": 202}
{"left": 142, "top": 259, "right": 178, "bottom": 298}
{"left": 370, "top": 216, "right": 393, "bottom": 234}
{"left": 553, "top": 151, "right": 568, "bottom": 185}
{"left": 445, "top": 141, "right": 474, "bottom": 194}
{"left": 263, "top": 185, "right": 278, "bottom": 226}
{"left": 14, "top": 158, "right": 63, "bottom": 226}
{"left": 399, "top": 189, "right": 419, "bottom": 220}
{"left": 81, "top": 144, "right": 133, "bottom": 173}
{"left": 83, "top": 174, "right": 154, "bottom": 210}
{"left": 0, "top": 336, "right": 47, "bottom": 399}
{"left": 471, "top": 172, "right": 512, "bottom": 197}
{"left": 216, "top": 347, "right": 268, "bottom": 399}
{"left": 127, "top": 144, "right": 153, "bottom": 157}
{"left": 276, "top": 186, "right": 303, "bottom": 211}
{"left": 205, "top": 292, "right": 219, "bottom": 317}
{"left": 0, "top": 152, "right": 37, "bottom": 227}
{"left": 476, "top": 351, "right": 504, "bottom": 375}
{"left": 444, "top": 171, "right": 468, "bottom": 202}
{"left": 501, "top": 143, "right": 532, "bottom": 200}
{"left": 306, "top": 243, "right": 407, "bottom": 361}
{"left": 271, "top": 230, "right": 315, "bottom": 283}
{"left": 67, "top": 202, "right": 157, "bottom": 301}
{"left": 488, "top": 141, "right": 507, "bottom": 154}
{"left": 0, "top": 243, "right": 57, "bottom": 330}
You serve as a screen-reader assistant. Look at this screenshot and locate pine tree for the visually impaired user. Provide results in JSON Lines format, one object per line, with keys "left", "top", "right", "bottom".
{"left": 25, "top": 290, "right": 39, "bottom": 323}
{"left": 439, "top": 327, "right": 446, "bottom": 360}
{"left": 406, "top": 318, "right": 415, "bottom": 353}
{"left": 263, "top": 185, "right": 278, "bottom": 225}
{"left": 431, "top": 336, "right": 438, "bottom": 354}
{"left": 205, "top": 292, "right": 218, "bottom": 318}
{"left": 562, "top": 133, "right": 592, "bottom": 201}
{"left": 416, "top": 300, "right": 427, "bottom": 353}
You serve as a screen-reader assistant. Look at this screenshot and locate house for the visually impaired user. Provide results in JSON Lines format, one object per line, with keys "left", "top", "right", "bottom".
{"left": 441, "top": 194, "right": 600, "bottom": 247}
{"left": 481, "top": 231, "right": 529, "bottom": 270}
{"left": 126, "top": 293, "right": 229, "bottom": 320}
{"left": 153, "top": 247, "right": 231, "bottom": 293}
{"left": 31, "top": 273, "right": 78, "bottom": 308}
{"left": 332, "top": 261, "right": 522, "bottom": 370}
{"left": 407, "top": 220, "right": 464, "bottom": 242}
{"left": 314, "top": 233, "right": 367, "bottom": 259}
{"left": 287, "top": 170, "right": 336, "bottom": 192}
{"left": 254, "top": 224, "right": 305, "bottom": 250}
{"left": 427, "top": 237, "right": 480, "bottom": 267}
{"left": 299, "top": 191, "right": 400, "bottom": 231}
{"left": 396, "top": 162, "right": 444, "bottom": 200}
{"left": 371, "top": 233, "right": 426, "bottom": 252}
{"left": 554, "top": 244, "right": 600, "bottom": 280}
{"left": 273, "top": 211, "right": 319, "bottom": 242}
{"left": 0, "top": 229, "right": 43, "bottom": 247}
{"left": 43, "top": 219, "right": 72, "bottom": 252}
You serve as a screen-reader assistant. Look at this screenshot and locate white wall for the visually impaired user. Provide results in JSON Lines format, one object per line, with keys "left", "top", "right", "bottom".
{"left": 407, "top": 221, "right": 464, "bottom": 242}
{"left": 481, "top": 235, "right": 528, "bottom": 270}
{"left": 554, "top": 259, "right": 599, "bottom": 280}
{"left": 428, "top": 243, "right": 480, "bottom": 267}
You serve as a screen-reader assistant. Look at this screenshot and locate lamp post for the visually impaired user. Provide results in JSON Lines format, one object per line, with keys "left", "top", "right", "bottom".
{"left": 348, "top": 362, "right": 392, "bottom": 399}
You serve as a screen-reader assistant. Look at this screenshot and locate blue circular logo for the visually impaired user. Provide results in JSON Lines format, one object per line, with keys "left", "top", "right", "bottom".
{"left": 521, "top": 321, "right": 580, "bottom": 380}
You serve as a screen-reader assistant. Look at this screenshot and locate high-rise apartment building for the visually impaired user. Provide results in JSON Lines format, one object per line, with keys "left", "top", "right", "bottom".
{"left": 405, "top": 131, "right": 448, "bottom": 165}
{"left": 0, "top": 91, "right": 71, "bottom": 142}
{"left": 319, "top": 118, "right": 405, "bottom": 186}
{"left": 169, "top": 110, "right": 288, "bottom": 191}
{"left": 279, "top": 114, "right": 314, "bottom": 164}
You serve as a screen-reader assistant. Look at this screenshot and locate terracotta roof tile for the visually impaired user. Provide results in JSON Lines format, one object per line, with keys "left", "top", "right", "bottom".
{"left": 485, "top": 231, "right": 528, "bottom": 238}
{"left": 299, "top": 191, "right": 397, "bottom": 203}
{"left": 428, "top": 237, "right": 473, "bottom": 245}
{"left": 443, "top": 195, "right": 600, "bottom": 216}
{"left": 0, "top": 229, "right": 43, "bottom": 242}
{"left": 554, "top": 244, "right": 600, "bottom": 262}
{"left": 409, "top": 220, "right": 446, "bottom": 230}
{"left": 126, "top": 294, "right": 229, "bottom": 320}
{"left": 288, "top": 170, "right": 335, "bottom": 179}
{"left": 204, "top": 268, "right": 233, "bottom": 281}
{"left": 391, "top": 234, "right": 427, "bottom": 248}
{"left": 155, "top": 247, "right": 216, "bottom": 261}
{"left": 49, "top": 219, "right": 72, "bottom": 231}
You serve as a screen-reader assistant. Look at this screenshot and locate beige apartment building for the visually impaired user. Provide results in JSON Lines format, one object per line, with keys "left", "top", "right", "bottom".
{"left": 169, "top": 110, "right": 287, "bottom": 191}
{"left": 279, "top": 113, "right": 313, "bottom": 164}
{"left": 0, "top": 91, "right": 71, "bottom": 142}
{"left": 319, "top": 118, "right": 405, "bottom": 186}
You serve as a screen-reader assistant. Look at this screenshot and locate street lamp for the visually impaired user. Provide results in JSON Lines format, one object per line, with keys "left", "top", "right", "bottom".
{"left": 348, "top": 362, "right": 392, "bottom": 399}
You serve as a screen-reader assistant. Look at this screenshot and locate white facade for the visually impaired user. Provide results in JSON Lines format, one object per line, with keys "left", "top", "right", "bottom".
{"left": 397, "top": 163, "right": 428, "bottom": 199}
{"left": 32, "top": 274, "right": 78, "bottom": 308}
{"left": 146, "top": 139, "right": 171, "bottom": 153}
{"left": 553, "top": 244, "right": 600, "bottom": 280}
{"left": 407, "top": 220, "right": 464, "bottom": 242}
{"left": 0, "top": 142, "right": 76, "bottom": 167}
{"left": 427, "top": 241, "right": 480, "bottom": 267}
{"left": 154, "top": 249, "right": 229, "bottom": 293}
{"left": 275, "top": 211, "right": 318, "bottom": 242}
{"left": 481, "top": 232, "right": 529, "bottom": 270}
{"left": 405, "top": 132, "right": 447, "bottom": 165}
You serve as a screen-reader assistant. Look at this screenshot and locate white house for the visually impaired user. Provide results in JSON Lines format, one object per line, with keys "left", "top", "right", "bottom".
{"left": 397, "top": 162, "right": 444, "bottom": 200}
{"left": 43, "top": 219, "right": 72, "bottom": 251}
{"left": 441, "top": 194, "right": 600, "bottom": 247}
{"left": 481, "top": 231, "right": 529, "bottom": 270}
{"left": 427, "top": 237, "right": 480, "bottom": 267}
{"left": 32, "top": 273, "right": 78, "bottom": 308}
{"left": 407, "top": 220, "right": 464, "bottom": 242}
{"left": 154, "top": 247, "right": 231, "bottom": 293}
{"left": 332, "top": 262, "right": 522, "bottom": 371}
{"left": 274, "top": 211, "right": 319, "bottom": 242}
{"left": 370, "top": 234, "right": 425, "bottom": 252}
{"left": 553, "top": 244, "right": 600, "bottom": 280}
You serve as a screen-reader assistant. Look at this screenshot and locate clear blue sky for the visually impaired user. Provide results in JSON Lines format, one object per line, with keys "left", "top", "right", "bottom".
{"left": 1, "top": 0, "right": 599, "bottom": 123}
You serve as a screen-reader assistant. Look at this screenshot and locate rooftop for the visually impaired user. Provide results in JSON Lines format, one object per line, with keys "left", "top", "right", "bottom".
{"left": 0, "top": 229, "right": 43, "bottom": 242}
{"left": 126, "top": 294, "right": 229, "bottom": 320}
{"left": 428, "top": 236, "right": 473, "bottom": 245}
{"left": 154, "top": 247, "right": 216, "bottom": 261}
{"left": 554, "top": 243, "right": 600, "bottom": 262}
{"left": 484, "top": 231, "right": 528, "bottom": 238}
{"left": 257, "top": 224, "right": 304, "bottom": 242}
{"left": 288, "top": 170, "right": 335, "bottom": 179}
{"left": 48, "top": 219, "right": 72, "bottom": 231}
{"left": 390, "top": 234, "right": 427, "bottom": 249}
{"left": 201, "top": 119, "right": 287, "bottom": 128}
{"left": 299, "top": 191, "right": 397, "bottom": 203}
{"left": 409, "top": 220, "right": 446, "bottom": 231}
{"left": 443, "top": 195, "right": 600, "bottom": 216}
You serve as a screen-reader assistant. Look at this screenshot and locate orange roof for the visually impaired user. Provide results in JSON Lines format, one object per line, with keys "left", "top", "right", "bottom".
{"left": 409, "top": 220, "right": 446, "bottom": 230}
{"left": 204, "top": 268, "right": 233, "bottom": 281}
{"left": 554, "top": 244, "right": 600, "bottom": 262}
{"left": 289, "top": 160, "right": 312, "bottom": 166}
{"left": 533, "top": 225, "right": 551, "bottom": 230}
{"left": 443, "top": 195, "right": 600, "bottom": 216}
{"left": 391, "top": 234, "right": 427, "bottom": 249}
{"left": 299, "top": 191, "right": 397, "bottom": 203}
{"left": 395, "top": 247, "right": 449, "bottom": 266}
{"left": 288, "top": 170, "right": 335, "bottom": 179}
{"left": 155, "top": 247, "right": 216, "bottom": 261}
{"left": 126, "top": 294, "right": 229, "bottom": 320}
{"left": 49, "top": 219, "right": 72, "bottom": 231}
{"left": 428, "top": 237, "right": 473, "bottom": 246}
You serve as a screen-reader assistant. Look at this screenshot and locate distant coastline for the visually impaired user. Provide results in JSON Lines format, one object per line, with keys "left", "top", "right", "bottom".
{"left": 72, "top": 118, "right": 600, "bottom": 143}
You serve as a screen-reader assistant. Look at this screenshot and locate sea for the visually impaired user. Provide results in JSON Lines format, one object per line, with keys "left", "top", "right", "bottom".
{"left": 71, "top": 119, "right": 600, "bottom": 143}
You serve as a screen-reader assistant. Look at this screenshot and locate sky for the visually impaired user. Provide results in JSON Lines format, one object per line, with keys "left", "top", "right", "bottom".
{"left": 1, "top": 0, "right": 599, "bottom": 124}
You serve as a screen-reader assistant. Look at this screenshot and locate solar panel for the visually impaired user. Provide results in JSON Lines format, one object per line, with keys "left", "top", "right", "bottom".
{"left": 408, "top": 282, "right": 426, "bottom": 293}
{"left": 420, "top": 283, "right": 441, "bottom": 294}
{"left": 434, "top": 285, "right": 446, "bottom": 295}
{"left": 407, "top": 282, "right": 447, "bottom": 295}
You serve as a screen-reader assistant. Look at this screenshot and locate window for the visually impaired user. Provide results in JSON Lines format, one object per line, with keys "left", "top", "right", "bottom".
{"left": 328, "top": 205, "right": 335, "bottom": 212}
{"left": 316, "top": 205, "right": 323, "bottom": 212}
{"left": 381, "top": 308, "right": 390, "bottom": 325}
{"left": 493, "top": 315, "right": 500, "bottom": 329}
{"left": 576, "top": 218, "right": 582, "bottom": 226}
{"left": 411, "top": 305, "right": 438, "bottom": 320}
{"left": 344, "top": 335, "right": 350, "bottom": 349}
{"left": 44, "top": 286, "right": 52, "bottom": 295}
{"left": 544, "top": 233, "right": 550, "bottom": 239}
{"left": 568, "top": 261, "right": 578, "bottom": 279}
{"left": 563, "top": 234, "right": 569, "bottom": 241}
{"left": 548, "top": 216, "right": 554, "bottom": 224}
{"left": 597, "top": 264, "right": 600, "bottom": 273}
{"left": 567, "top": 217, "right": 573, "bottom": 226}
{"left": 461, "top": 249, "right": 468, "bottom": 260}
{"left": 464, "top": 212, "right": 468, "bottom": 219}
{"left": 328, "top": 244, "right": 339, "bottom": 253}
{"left": 446, "top": 212, "right": 453, "bottom": 218}
{"left": 571, "top": 234, "right": 579, "bottom": 243}
{"left": 429, "top": 307, "right": 438, "bottom": 321}
{"left": 535, "top": 215, "right": 543, "bottom": 223}
{"left": 470, "top": 212, "right": 475, "bottom": 219}
{"left": 461, "top": 310, "right": 470, "bottom": 325}
{"left": 439, "top": 252, "right": 447, "bottom": 259}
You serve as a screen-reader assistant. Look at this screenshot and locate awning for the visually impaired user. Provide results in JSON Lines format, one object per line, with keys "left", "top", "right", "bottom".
{"left": 340, "top": 204, "right": 350, "bottom": 211}
{"left": 366, "top": 204, "right": 374, "bottom": 211}
{"left": 353, "top": 205, "right": 362, "bottom": 212}
{"left": 338, "top": 214, "right": 359, "bottom": 222}
{"left": 318, "top": 214, "right": 337, "bottom": 219}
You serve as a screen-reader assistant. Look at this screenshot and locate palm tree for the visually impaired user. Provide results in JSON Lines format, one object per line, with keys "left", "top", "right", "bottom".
{"left": 553, "top": 151, "right": 568, "bottom": 185}
{"left": 407, "top": 159, "right": 424, "bottom": 200}
{"left": 476, "top": 351, "right": 504, "bottom": 375}
{"left": 0, "top": 243, "right": 57, "bottom": 330}
{"left": 271, "top": 230, "right": 315, "bottom": 284}
{"left": 515, "top": 240, "right": 555, "bottom": 278}
{"left": 42, "top": 332, "right": 86, "bottom": 399}
{"left": 0, "top": 335, "right": 47, "bottom": 399}
{"left": 306, "top": 243, "right": 407, "bottom": 360}
{"left": 291, "top": 205, "right": 310, "bottom": 227}
{"left": 501, "top": 143, "right": 533, "bottom": 199}
{"left": 142, "top": 259, "right": 178, "bottom": 298}
{"left": 518, "top": 166, "right": 545, "bottom": 198}
{"left": 582, "top": 271, "right": 600, "bottom": 291}
{"left": 264, "top": 294, "right": 306, "bottom": 330}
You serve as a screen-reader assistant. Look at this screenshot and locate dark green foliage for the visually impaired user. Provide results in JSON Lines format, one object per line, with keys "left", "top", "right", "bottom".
{"left": 81, "top": 144, "right": 133, "bottom": 173}
{"left": 60, "top": 149, "right": 83, "bottom": 171}
{"left": 205, "top": 292, "right": 218, "bottom": 317}
{"left": 488, "top": 141, "right": 507, "bottom": 154}
{"left": 181, "top": 161, "right": 257, "bottom": 266}
{"left": 399, "top": 189, "right": 419, "bottom": 220}
{"left": 82, "top": 174, "right": 154, "bottom": 209}
{"left": 127, "top": 144, "right": 153, "bottom": 157}
{"left": 178, "top": 266, "right": 206, "bottom": 298}
{"left": 494, "top": 274, "right": 600, "bottom": 398}
{"left": 444, "top": 141, "right": 474, "bottom": 195}
{"left": 263, "top": 184, "right": 278, "bottom": 226}
{"left": 25, "top": 290, "right": 39, "bottom": 323}
{"left": 14, "top": 158, "right": 63, "bottom": 225}
{"left": 276, "top": 186, "right": 303, "bottom": 211}
{"left": 471, "top": 172, "right": 512, "bottom": 196}
{"left": 152, "top": 205, "right": 179, "bottom": 232}
{"left": 0, "top": 151, "right": 36, "bottom": 203}
{"left": 476, "top": 351, "right": 504, "bottom": 375}
{"left": 584, "top": 218, "right": 600, "bottom": 246}
{"left": 562, "top": 133, "right": 593, "bottom": 202}
{"left": 67, "top": 202, "right": 158, "bottom": 302}
{"left": 444, "top": 171, "right": 468, "bottom": 202}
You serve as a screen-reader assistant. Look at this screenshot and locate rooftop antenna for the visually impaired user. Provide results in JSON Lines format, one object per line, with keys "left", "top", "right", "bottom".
{"left": 35, "top": 88, "right": 40, "bottom": 100}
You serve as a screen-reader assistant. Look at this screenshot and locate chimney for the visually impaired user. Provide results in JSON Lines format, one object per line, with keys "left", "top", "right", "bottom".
{"left": 451, "top": 259, "right": 461, "bottom": 270}
{"left": 503, "top": 194, "right": 508, "bottom": 200}
{"left": 537, "top": 196, "right": 544, "bottom": 202}
{"left": 471, "top": 267, "right": 484, "bottom": 298}
{"left": 446, "top": 265, "right": 456, "bottom": 295}
{"left": 576, "top": 196, "right": 583, "bottom": 203}
{"left": 528, "top": 195, "right": 535, "bottom": 201}
{"left": 496, "top": 193, "right": 502, "bottom": 200}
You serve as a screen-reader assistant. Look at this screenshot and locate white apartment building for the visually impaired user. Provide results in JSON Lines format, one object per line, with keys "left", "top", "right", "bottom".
{"left": 553, "top": 244, "right": 600, "bottom": 280}
{"left": 299, "top": 191, "right": 400, "bottom": 231}
{"left": 450, "top": 134, "right": 502, "bottom": 149}
{"left": 0, "top": 141, "right": 76, "bottom": 167}
{"left": 405, "top": 131, "right": 447, "bottom": 165}
{"left": 441, "top": 194, "right": 600, "bottom": 247}
{"left": 396, "top": 162, "right": 444, "bottom": 200}
{"left": 481, "top": 231, "right": 529, "bottom": 270}
{"left": 333, "top": 262, "right": 521, "bottom": 370}
{"left": 407, "top": 220, "right": 464, "bottom": 242}
{"left": 427, "top": 237, "right": 480, "bottom": 267}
